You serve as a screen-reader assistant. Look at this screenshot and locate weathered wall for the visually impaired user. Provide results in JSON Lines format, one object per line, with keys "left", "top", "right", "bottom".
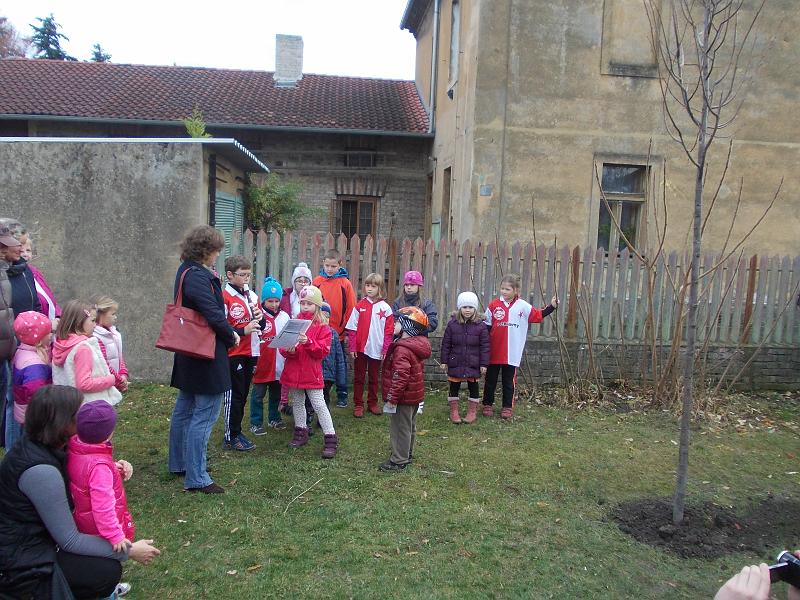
{"left": 423, "top": 338, "right": 800, "bottom": 391}
{"left": 235, "top": 129, "right": 430, "bottom": 242}
{"left": 421, "top": 0, "right": 800, "bottom": 255}
{"left": 0, "top": 141, "right": 207, "bottom": 382}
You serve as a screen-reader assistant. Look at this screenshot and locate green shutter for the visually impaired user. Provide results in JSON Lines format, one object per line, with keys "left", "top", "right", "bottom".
{"left": 215, "top": 192, "right": 245, "bottom": 262}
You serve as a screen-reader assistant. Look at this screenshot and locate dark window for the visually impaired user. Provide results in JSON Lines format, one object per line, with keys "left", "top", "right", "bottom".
{"left": 344, "top": 149, "right": 376, "bottom": 168}
{"left": 597, "top": 164, "right": 647, "bottom": 251}
{"left": 333, "top": 197, "right": 378, "bottom": 238}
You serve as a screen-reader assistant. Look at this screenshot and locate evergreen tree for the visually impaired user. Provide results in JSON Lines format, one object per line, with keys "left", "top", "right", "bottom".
{"left": 29, "top": 14, "right": 75, "bottom": 60}
{"left": 90, "top": 43, "right": 111, "bottom": 62}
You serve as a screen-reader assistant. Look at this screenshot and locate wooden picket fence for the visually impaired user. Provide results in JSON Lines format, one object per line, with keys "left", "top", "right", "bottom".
{"left": 231, "top": 229, "right": 800, "bottom": 347}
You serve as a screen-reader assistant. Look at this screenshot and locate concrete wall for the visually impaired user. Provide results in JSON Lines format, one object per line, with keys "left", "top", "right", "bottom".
{"left": 415, "top": 0, "right": 800, "bottom": 255}
{"left": 0, "top": 140, "right": 208, "bottom": 382}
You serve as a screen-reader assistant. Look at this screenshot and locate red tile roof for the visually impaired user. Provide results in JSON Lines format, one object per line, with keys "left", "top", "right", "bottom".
{"left": 0, "top": 58, "right": 430, "bottom": 134}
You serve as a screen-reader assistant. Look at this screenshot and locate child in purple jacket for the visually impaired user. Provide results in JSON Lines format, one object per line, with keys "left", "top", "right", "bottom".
{"left": 439, "top": 292, "right": 489, "bottom": 424}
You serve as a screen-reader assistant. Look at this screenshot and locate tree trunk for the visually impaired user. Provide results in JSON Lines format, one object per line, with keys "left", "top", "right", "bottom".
{"left": 673, "top": 3, "right": 711, "bottom": 526}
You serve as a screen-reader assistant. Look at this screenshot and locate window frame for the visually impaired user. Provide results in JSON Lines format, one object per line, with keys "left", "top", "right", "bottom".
{"left": 331, "top": 196, "right": 379, "bottom": 240}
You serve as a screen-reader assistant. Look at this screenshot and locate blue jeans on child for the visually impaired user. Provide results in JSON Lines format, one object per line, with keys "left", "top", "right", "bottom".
{"left": 3, "top": 360, "right": 22, "bottom": 450}
{"left": 168, "top": 389, "right": 224, "bottom": 489}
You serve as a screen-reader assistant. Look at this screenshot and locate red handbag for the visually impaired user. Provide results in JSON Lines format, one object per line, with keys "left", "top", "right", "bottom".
{"left": 155, "top": 268, "right": 216, "bottom": 360}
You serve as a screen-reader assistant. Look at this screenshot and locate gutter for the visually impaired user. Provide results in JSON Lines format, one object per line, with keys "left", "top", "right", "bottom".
{"left": 428, "top": 0, "right": 441, "bottom": 134}
{"left": 0, "top": 114, "right": 433, "bottom": 139}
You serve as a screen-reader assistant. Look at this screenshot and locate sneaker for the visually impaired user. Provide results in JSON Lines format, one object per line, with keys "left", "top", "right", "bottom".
{"left": 368, "top": 405, "right": 382, "bottom": 416}
{"left": 268, "top": 419, "right": 286, "bottom": 430}
{"left": 250, "top": 425, "right": 267, "bottom": 436}
{"left": 185, "top": 482, "right": 225, "bottom": 494}
{"left": 231, "top": 434, "right": 255, "bottom": 451}
{"left": 416, "top": 402, "right": 425, "bottom": 415}
{"left": 336, "top": 398, "right": 348, "bottom": 408}
{"left": 221, "top": 438, "right": 233, "bottom": 450}
{"left": 378, "top": 460, "right": 407, "bottom": 472}
{"left": 115, "top": 582, "right": 132, "bottom": 597}
{"left": 482, "top": 404, "right": 494, "bottom": 417}
{"left": 353, "top": 405, "right": 364, "bottom": 418}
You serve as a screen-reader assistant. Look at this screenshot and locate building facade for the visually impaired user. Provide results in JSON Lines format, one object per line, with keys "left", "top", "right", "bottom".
{"left": 402, "top": 0, "right": 800, "bottom": 255}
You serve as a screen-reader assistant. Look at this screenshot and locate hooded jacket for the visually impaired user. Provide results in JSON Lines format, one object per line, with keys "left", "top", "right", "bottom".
{"left": 52, "top": 334, "right": 122, "bottom": 405}
{"left": 66, "top": 436, "right": 134, "bottom": 545}
{"left": 312, "top": 267, "right": 357, "bottom": 339}
{"left": 12, "top": 343, "right": 52, "bottom": 424}
{"left": 381, "top": 335, "right": 432, "bottom": 405}
{"left": 279, "top": 312, "right": 331, "bottom": 389}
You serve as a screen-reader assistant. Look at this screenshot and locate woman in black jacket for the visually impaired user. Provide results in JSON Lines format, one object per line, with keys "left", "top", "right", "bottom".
{"left": 0, "top": 385, "right": 160, "bottom": 599}
{"left": 167, "top": 225, "right": 238, "bottom": 494}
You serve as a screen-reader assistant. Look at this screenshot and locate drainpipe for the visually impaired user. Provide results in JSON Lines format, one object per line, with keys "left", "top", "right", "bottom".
{"left": 208, "top": 153, "right": 217, "bottom": 226}
{"left": 428, "top": 0, "right": 441, "bottom": 134}
{"left": 497, "top": 0, "right": 513, "bottom": 230}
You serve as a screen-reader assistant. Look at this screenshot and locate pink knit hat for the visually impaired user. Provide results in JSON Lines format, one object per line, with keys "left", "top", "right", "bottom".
{"left": 13, "top": 311, "right": 52, "bottom": 346}
{"left": 403, "top": 271, "right": 424, "bottom": 286}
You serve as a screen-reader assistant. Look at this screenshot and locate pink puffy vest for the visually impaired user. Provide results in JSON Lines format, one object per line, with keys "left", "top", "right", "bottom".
{"left": 66, "top": 436, "right": 135, "bottom": 542}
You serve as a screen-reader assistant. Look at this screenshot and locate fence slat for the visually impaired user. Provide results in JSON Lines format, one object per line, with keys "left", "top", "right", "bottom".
{"left": 600, "top": 248, "right": 617, "bottom": 340}
{"left": 282, "top": 231, "right": 294, "bottom": 285}
{"left": 787, "top": 256, "right": 800, "bottom": 345}
{"left": 590, "top": 247, "right": 605, "bottom": 341}
{"left": 473, "top": 241, "right": 485, "bottom": 309}
{"left": 269, "top": 231, "right": 280, "bottom": 280}
{"left": 774, "top": 255, "right": 791, "bottom": 344}
{"left": 439, "top": 237, "right": 451, "bottom": 313}
{"left": 557, "top": 245, "right": 570, "bottom": 339}
{"left": 460, "top": 239, "right": 473, "bottom": 297}
{"left": 254, "top": 230, "right": 267, "bottom": 292}
{"left": 565, "top": 246, "right": 580, "bottom": 339}
{"left": 543, "top": 245, "right": 556, "bottom": 338}
{"left": 625, "top": 255, "right": 641, "bottom": 340}
{"left": 349, "top": 234, "right": 361, "bottom": 292}
{"left": 424, "top": 238, "right": 437, "bottom": 306}
{"left": 412, "top": 238, "right": 425, "bottom": 272}
{"left": 362, "top": 235, "right": 374, "bottom": 283}
{"left": 400, "top": 238, "right": 412, "bottom": 281}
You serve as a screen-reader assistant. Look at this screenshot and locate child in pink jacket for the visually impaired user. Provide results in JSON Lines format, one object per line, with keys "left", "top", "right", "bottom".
{"left": 51, "top": 299, "right": 122, "bottom": 405}
{"left": 67, "top": 400, "right": 135, "bottom": 550}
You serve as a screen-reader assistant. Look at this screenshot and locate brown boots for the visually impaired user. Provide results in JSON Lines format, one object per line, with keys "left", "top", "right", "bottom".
{"left": 463, "top": 398, "right": 480, "bottom": 424}
{"left": 321, "top": 434, "right": 338, "bottom": 459}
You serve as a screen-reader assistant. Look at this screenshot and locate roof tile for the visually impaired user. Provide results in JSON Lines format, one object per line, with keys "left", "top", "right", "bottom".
{"left": 0, "top": 58, "right": 429, "bottom": 134}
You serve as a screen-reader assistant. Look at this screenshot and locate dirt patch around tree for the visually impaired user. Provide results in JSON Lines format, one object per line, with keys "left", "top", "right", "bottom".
{"left": 612, "top": 495, "right": 800, "bottom": 559}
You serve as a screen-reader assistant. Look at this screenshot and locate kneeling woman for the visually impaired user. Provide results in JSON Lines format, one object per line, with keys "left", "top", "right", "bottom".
{"left": 0, "top": 385, "right": 160, "bottom": 599}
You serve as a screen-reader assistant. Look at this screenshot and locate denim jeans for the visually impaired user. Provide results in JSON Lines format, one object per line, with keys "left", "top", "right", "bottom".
{"left": 168, "top": 389, "right": 224, "bottom": 489}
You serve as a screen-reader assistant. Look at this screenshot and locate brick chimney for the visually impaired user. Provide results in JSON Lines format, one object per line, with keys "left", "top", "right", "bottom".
{"left": 274, "top": 34, "right": 303, "bottom": 88}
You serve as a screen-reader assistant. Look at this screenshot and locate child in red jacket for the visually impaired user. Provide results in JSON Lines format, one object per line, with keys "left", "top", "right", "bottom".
{"left": 379, "top": 306, "right": 432, "bottom": 472}
{"left": 280, "top": 285, "right": 338, "bottom": 459}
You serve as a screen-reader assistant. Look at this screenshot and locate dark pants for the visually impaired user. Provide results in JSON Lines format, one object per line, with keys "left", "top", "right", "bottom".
{"left": 336, "top": 338, "right": 349, "bottom": 402}
{"left": 482, "top": 364, "right": 517, "bottom": 408}
{"left": 353, "top": 353, "right": 381, "bottom": 408}
{"left": 389, "top": 404, "right": 417, "bottom": 465}
{"left": 449, "top": 380, "right": 479, "bottom": 398}
{"left": 225, "top": 356, "right": 256, "bottom": 441}
{"left": 57, "top": 550, "right": 121, "bottom": 599}
{"left": 322, "top": 380, "right": 334, "bottom": 406}
{"left": 250, "top": 380, "right": 282, "bottom": 426}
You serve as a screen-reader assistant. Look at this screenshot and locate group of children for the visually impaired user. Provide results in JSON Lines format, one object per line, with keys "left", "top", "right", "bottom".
{"left": 214, "top": 248, "right": 557, "bottom": 470}
{"left": 11, "top": 297, "right": 136, "bottom": 597}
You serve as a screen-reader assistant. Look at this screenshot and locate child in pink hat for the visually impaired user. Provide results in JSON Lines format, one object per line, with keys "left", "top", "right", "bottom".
{"left": 10, "top": 311, "right": 52, "bottom": 445}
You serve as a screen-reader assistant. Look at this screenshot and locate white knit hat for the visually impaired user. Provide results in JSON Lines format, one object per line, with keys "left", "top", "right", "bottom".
{"left": 292, "top": 262, "right": 312, "bottom": 283}
{"left": 457, "top": 291, "right": 480, "bottom": 310}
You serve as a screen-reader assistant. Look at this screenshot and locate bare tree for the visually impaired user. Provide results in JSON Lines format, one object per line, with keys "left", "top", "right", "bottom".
{"left": 643, "top": 0, "right": 766, "bottom": 525}
{"left": 0, "top": 16, "right": 29, "bottom": 57}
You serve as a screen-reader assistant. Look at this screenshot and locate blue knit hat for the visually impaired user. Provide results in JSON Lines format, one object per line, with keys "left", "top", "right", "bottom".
{"left": 261, "top": 276, "right": 283, "bottom": 301}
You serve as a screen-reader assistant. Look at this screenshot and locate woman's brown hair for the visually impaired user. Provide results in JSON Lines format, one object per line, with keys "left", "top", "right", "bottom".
{"left": 25, "top": 385, "right": 83, "bottom": 448}
{"left": 180, "top": 225, "right": 225, "bottom": 263}
{"left": 56, "top": 299, "right": 95, "bottom": 340}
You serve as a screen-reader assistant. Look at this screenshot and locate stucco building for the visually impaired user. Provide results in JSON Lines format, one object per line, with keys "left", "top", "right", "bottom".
{"left": 401, "top": 0, "right": 799, "bottom": 255}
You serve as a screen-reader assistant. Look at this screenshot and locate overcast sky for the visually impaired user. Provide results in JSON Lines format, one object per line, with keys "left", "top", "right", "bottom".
{"left": 2, "top": 0, "right": 417, "bottom": 79}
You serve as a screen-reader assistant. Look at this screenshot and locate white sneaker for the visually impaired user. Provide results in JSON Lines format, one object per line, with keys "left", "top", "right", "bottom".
{"left": 115, "top": 582, "right": 132, "bottom": 597}
{"left": 416, "top": 402, "right": 424, "bottom": 414}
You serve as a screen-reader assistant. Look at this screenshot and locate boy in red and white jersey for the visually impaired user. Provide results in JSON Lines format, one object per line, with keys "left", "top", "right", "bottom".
{"left": 345, "top": 273, "right": 394, "bottom": 417}
{"left": 483, "top": 273, "right": 558, "bottom": 419}
{"left": 222, "top": 256, "right": 264, "bottom": 451}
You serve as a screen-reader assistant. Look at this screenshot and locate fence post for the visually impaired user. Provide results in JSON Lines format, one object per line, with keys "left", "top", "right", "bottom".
{"left": 387, "top": 238, "right": 398, "bottom": 302}
{"left": 740, "top": 254, "right": 758, "bottom": 344}
{"left": 565, "top": 245, "right": 580, "bottom": 339}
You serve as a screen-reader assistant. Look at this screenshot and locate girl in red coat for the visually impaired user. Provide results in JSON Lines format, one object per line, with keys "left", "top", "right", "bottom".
{"left": 280, "top": 285, "right": 338, "bottom": 459}
{"left": 379, "top": 306, "right": 432, "bottom": 472}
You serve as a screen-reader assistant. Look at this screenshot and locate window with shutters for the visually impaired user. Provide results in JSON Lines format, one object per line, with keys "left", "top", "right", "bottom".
{"left": 214, "top": 192, "right": 245, "bottom": 260}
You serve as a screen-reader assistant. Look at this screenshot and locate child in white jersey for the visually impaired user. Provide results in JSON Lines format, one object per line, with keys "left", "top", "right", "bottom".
{"left": 345, "top": 273, "right": 394, "bottom": 417}
{"left": 483, "top": 274, "right": 558, "bottom": 419}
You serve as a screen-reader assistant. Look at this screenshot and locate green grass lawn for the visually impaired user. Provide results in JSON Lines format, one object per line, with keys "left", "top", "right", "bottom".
{"left": 52, "top": 386, "right": 800, "bottom": 597}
